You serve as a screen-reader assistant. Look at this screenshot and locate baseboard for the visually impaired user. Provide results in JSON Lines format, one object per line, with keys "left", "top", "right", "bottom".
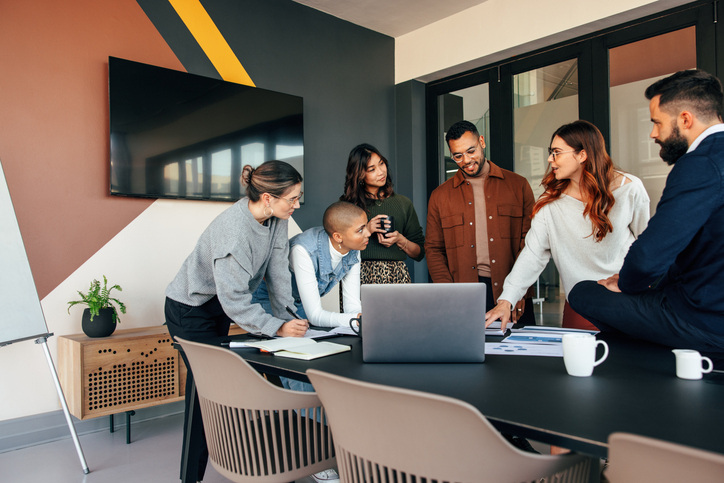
{"left": 0, "top": 401, "right": 184, "bottom": 453}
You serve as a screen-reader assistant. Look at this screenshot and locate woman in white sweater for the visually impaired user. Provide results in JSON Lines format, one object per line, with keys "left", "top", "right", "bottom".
{"left": 485, "top": 120, "right": 650, "bottom": 330}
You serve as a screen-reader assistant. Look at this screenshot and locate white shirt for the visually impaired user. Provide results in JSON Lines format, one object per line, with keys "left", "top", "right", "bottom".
{"left": 498, "top": 173, "right": 650, "bottom": 305}
{"left": 687, "top": 123, "right": 724, "bottom": 153}
{"left": 289, "top": 239, "right": 361, "bottom": 327}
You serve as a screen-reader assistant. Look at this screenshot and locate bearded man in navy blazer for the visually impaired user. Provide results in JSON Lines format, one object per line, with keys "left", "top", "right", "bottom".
{"left": 569, "top": 69, "right": 724, "bottom": 353}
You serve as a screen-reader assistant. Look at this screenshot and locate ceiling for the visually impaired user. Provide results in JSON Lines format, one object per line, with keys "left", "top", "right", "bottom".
{"left": 293, "top": 0, "right": 489, "bottom": 37}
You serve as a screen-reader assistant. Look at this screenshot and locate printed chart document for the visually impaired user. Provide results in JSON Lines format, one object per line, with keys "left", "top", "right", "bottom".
{"left": 486, "top": 342, "right": 563, "bottom": 357}
{"left": 486, "top": 326, "right": 598, "bottom": 357}
{"left": 230, "top": 337, "right": 350, "bottom": 360}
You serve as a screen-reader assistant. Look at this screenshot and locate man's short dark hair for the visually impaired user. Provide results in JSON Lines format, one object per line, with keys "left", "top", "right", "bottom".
{"left": 645, "top": 69, "right": 724, "bottom": 122}
{"left": 445, "top": 120, "right": 479, "bottom": 144}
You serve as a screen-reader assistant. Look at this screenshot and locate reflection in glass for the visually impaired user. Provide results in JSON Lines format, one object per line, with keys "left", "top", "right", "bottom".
{"left": 513, "top": 59, "right": 579, "bottom": 307}
{"left": 210, "top": 149, "right": 231, "bottom": 196}
{"left": 609, "top": 27, "right": 695, "bottom": 214}
{"left": 438, "top": 84, "right": 490, "bottom": 181}
{"left": 514, "top": 59, "right": 578, "bottom": 199}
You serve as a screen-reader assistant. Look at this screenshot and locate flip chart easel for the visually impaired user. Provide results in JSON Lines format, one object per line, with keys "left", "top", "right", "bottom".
{"left": 0, "top": 159, "right": 88, "bottom": 474}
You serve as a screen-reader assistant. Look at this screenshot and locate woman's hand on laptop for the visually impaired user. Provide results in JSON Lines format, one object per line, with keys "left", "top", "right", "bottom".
{"left": 485, "top": 300, "right": 513, "bottom": 330}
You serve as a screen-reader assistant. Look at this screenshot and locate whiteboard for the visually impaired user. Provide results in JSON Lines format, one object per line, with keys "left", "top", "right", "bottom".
{"left": 0, "top": 159, "right": 49, "bottom": 345}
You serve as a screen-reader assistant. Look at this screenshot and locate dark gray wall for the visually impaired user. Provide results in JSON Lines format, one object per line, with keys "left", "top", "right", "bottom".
{"left": 395, "top": 80, "right": 428, "bottom": 282}
{"left": 137, "top": 0, "right": 395, "bottom": 231}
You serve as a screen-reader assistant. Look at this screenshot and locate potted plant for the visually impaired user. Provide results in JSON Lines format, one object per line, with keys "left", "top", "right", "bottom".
{"left": 67, "top": 276, "right": 126, "bottom": 337}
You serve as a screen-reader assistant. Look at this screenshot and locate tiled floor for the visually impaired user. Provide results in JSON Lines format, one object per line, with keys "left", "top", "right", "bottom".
{"left": 1, "top": 294, "right": 563, "bottom": 483}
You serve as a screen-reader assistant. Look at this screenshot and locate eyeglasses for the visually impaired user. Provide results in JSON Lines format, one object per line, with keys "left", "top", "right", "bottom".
{"left": 547, "top": 149, "right": 577, "bottom": 161}
{"left": 450, "top": 145, "right": 480, "bottom": 164}
{"left": 271, "top": 192, "right": 303, "bottom": 205}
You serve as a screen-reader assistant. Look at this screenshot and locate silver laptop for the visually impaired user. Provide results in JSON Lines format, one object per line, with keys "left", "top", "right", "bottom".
{"left": 361, "top": 283, "right": 486, "bottom": 363}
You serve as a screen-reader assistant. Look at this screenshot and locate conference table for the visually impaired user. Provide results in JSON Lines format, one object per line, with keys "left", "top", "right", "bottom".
{"left": 181, "top": 331, "right": 724, "bottom": 481}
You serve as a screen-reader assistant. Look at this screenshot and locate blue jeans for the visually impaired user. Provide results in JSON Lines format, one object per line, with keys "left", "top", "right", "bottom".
{"left": 568, "top": 281, "right": 724, "bottom": 353}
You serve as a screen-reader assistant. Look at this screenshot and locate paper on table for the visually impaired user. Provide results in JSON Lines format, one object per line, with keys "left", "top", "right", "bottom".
{"left": 504, "top": 332, "right": 565, "bottom": 344}
{"left": 304, "top": 329, "right": 332, "bottom": 339}
{"left": 229, "top": 337, "right": 317, "bottom": 351}
{"left": 274, "top": 341, "right": 351, "bottom": 360}
{"left": 229, "top": 337, "right": 350, "bottom": 360}
{"left": 486, "top": 342, "right": 563, "bottom": 357}
{"left": 328, "top": 325, "right": 357, "bottom": 336}
{"left": 513, "top": 325, "right": 599, "bottom": 334}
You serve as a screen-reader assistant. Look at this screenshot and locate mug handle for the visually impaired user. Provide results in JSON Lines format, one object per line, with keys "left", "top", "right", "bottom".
{"left": 593, "top": 340, "right": 609, "bottom": 367}
{"left": 349, "top": 317, "right": 361, "bottom": 336}
{"left": 702, "top": 356, "right": 714, "bottom": 374}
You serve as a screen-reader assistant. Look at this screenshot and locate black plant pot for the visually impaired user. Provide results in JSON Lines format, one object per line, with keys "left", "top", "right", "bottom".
{"left": 81, "top": 307, "right": 117, "bottom": 338}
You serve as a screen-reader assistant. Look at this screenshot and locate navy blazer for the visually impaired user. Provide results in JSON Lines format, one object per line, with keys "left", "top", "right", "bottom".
{"left": 620, "top": 130, "right": 724, "bottom": 335}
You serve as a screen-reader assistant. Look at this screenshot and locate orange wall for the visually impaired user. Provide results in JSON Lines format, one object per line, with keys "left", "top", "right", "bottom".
{"left": 0, "top": 1, "right": 182, "bottom": 298}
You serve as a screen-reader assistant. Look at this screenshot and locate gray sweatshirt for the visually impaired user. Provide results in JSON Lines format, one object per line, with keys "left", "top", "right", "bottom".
{"left": 166, "top": 198, "right": 294, "bottom": 336}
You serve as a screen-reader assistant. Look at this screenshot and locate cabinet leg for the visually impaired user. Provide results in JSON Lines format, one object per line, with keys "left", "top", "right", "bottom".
{"left": 109, "top": 414, "right": 114, "bottom": 433}
{"left": 126, "top": 410, "right": 135, "bottom": 444}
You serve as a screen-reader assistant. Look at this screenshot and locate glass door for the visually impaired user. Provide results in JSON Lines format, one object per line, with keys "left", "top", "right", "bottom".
{"left": 608, "top": 27, "right": 697, "bottom": 214}
{"left": 437, "top": 83, "right": 490, "bottom": 181}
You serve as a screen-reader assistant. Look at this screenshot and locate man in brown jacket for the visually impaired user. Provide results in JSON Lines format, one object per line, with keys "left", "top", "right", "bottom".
{"left": 426, "top": 120, "right": 535, "bottom": 325}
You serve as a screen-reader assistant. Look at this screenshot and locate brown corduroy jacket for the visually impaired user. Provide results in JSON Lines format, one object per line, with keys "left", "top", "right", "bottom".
{"left": 425, "top": 161, "right": 535, "bottom": 303}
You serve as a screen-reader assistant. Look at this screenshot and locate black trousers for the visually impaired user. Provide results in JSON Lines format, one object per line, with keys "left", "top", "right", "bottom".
{"left": 478, "top": 276, "right": 535, "bottom": 326}
{"left": 165, "top": 296, "right": 232, "bottom": 482}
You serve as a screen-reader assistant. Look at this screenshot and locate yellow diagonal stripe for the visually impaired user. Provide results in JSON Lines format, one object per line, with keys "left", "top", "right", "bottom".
{"left": 168, "top": 0, "right": 255, "bottom": 86}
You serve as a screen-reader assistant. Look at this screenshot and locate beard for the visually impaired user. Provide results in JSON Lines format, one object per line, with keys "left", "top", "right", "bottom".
{"left": 461, "top": 156, "right": 486, "bottom": 177}
{"left": 656, "top": 125, "right": 689, "bottom": 165}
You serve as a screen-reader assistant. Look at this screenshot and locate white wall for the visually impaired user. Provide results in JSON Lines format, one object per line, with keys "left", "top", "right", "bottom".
{"left": 395, "top": 0, "right": 694, "bottom": 84}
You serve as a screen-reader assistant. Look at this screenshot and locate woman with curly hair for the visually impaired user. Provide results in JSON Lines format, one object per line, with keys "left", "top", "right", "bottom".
{"left": 341, "top": 143, "right": 425, "bottom": 284}
{"left": 485, "top": 120, "right": 650, "bottom": 330}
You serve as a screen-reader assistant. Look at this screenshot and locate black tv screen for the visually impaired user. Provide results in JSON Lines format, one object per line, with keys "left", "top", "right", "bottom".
{"left": 109, "top": 57, "right": 304, "bottom": 201}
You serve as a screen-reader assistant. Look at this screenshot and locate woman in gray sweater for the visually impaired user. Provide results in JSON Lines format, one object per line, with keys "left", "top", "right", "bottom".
{"left": 164, "top": 160, "right": 306, "bottom": 482}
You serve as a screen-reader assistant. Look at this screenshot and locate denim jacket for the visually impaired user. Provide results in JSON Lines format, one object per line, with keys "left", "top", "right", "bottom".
{"left": 290, "top": 226, "right": 359, "bottom": 300}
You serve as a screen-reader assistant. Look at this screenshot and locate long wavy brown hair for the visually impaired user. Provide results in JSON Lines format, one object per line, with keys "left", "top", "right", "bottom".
{"left": 340, "top": 143, "right": 395, "bottom": 211}
{"left": 532, "top": 120, "right": 617, "bottom": 242}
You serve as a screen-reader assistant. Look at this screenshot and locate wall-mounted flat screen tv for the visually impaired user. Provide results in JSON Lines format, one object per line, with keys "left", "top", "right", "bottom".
{"left": 109, "top": 57, "right": 304, "bottom": 201}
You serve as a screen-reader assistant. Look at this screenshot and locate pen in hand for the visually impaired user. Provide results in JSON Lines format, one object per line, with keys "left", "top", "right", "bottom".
{"left": 286, "top": 306, "right": 310, "bottom": 331}
{"left": 286, "top": 306, "right": 300, "bottom": 319}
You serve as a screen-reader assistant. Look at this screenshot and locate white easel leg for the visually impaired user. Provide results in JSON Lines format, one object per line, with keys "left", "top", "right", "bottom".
{"left": 37, "top": 337, "right": 90, "bottom": 474}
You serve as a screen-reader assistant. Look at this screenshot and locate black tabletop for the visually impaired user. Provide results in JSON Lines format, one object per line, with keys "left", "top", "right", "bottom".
{"left": 226, "top": 333, "right": 724, "bottom": 459}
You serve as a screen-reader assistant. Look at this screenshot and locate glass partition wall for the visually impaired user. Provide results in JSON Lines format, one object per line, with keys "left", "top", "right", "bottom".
{"left": 426, "top": 1, "right": 712, "bottom": 325}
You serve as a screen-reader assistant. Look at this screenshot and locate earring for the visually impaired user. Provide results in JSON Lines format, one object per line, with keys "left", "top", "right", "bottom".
{"left": 338, "top": 243, "right": 342, "bottom": 250}
{"left": 359, "top": 180, "right": 364, "bottom": 186}
{"left": 263, "top": 206, "right": 273, "bottom": 217}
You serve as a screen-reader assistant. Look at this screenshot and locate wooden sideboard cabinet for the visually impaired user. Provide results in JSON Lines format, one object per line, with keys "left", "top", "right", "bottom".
{"left": 57, "top": 326, "right": 185, "bottom": 420}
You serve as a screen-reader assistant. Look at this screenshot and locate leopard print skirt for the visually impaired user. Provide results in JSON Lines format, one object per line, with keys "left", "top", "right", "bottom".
{"left": 361, "top": 260, "right": 411, "bottom": 285}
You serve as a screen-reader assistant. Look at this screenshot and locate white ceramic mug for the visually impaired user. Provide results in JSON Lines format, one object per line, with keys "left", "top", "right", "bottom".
{"left": 562, "top": 333, "right": 609, "bottom": 377}
{"left": 672, "top": 349, "right": 713, "bottom": 380}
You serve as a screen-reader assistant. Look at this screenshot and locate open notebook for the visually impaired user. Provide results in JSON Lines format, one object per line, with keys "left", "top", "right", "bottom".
{"left": 231, "top": 337, "right": 350, "bottom": 360}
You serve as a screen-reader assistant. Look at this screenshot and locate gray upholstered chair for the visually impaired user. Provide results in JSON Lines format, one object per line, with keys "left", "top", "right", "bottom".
{"left": 176, "top": 338, "right": 335, "bottom": 482}
{"left": 307, "top": 368, "right": 592, "bottom": 483}
{"left": 606, "top": 432, "right": 724, "bottom": 483}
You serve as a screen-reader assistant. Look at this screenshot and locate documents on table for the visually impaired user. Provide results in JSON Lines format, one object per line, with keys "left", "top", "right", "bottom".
{"left": 229, "top": 337, "right": 350, "bottom": 360}
{"left": 303, "top": 328, "right": 333, "bottom": 339}
{"left": 486, "top": 326, "right": 599, "bottom": 357}
{"left": 486, "top": 342, "right": 563, "bottom": 357}
{"left": 485, "top": 320, "right": 506, "bottom": 336}
{"left": 327, "top": 325, "right": 357, "bottom": 336}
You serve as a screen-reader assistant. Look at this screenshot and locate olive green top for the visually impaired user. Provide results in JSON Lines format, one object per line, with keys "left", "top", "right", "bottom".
{"left": 363, "top": 194, "right": 425, "bottom": 262}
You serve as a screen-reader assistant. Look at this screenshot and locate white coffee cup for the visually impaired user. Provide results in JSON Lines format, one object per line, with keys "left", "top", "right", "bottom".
{"left": 562, "top": 333, "right": 609, "bottom": 377}
{"left": 672, "top": 349, "right": 713, "bottom": 380}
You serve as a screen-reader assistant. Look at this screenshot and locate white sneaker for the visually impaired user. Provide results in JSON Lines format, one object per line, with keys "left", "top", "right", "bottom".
{"left": 311, "top": 468, "right": 340, "bottom": 482}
